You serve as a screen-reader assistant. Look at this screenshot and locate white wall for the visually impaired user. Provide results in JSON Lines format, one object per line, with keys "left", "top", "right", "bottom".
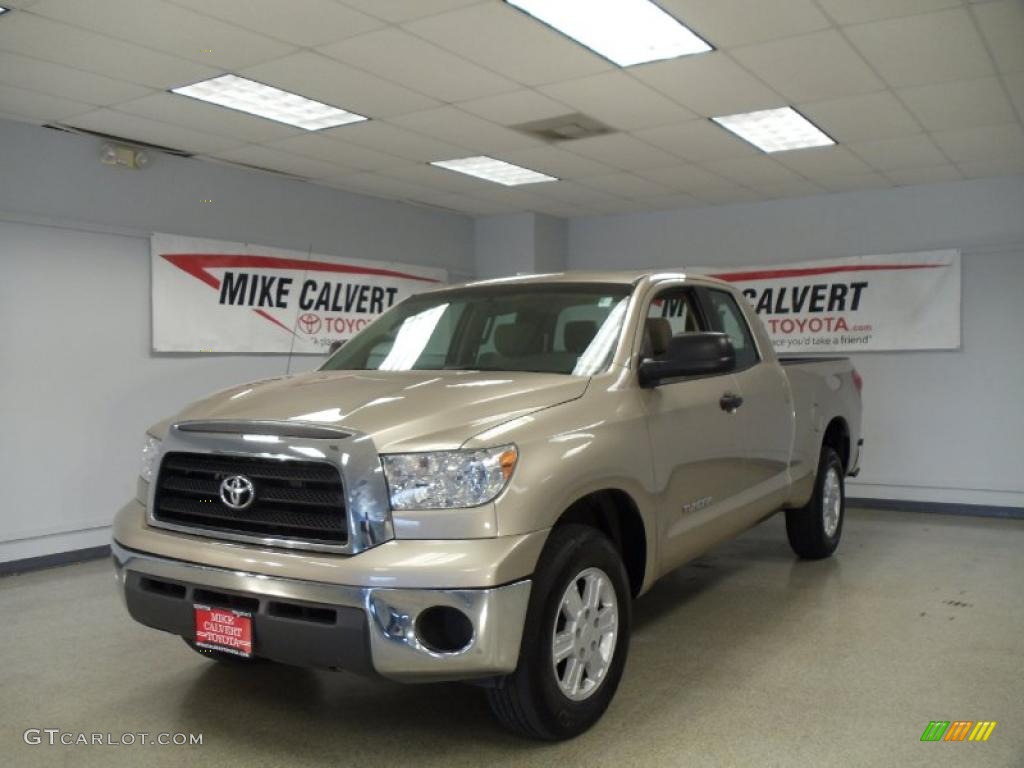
{"left": 0, "top": 118, "right": 474, "bottom": 562}
{"left": 568, "top": 176, "right": 1024, "bottom": 509}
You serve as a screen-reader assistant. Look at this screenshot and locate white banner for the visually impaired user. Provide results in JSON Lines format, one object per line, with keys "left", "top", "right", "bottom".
{"left": 152, "top": 233, "right": 446, "bottom": 353}
{"left": 703, "top": 250, "right": 960, "bottom": 353}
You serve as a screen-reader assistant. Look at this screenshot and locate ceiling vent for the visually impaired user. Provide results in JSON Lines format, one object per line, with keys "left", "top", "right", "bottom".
{"left": 510, "top": 113, "right": 614, "bottom": 143}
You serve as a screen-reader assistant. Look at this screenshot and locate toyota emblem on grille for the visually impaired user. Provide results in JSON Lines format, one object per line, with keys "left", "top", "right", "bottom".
{"left": 220, "top": 475, "right": 255, "bottom": 510}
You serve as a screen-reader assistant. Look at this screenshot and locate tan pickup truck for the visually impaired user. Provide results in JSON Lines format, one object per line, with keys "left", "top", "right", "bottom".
{"left": 113, "top": 270, "right": 862, "bottom": 740}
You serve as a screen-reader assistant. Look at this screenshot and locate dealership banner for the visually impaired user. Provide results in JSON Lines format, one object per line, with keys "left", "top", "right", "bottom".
{"left": 704, "top": 250, "right": 960, "bottom": 353}
{"left": 152, "top": 233, "right": 446, "bottom": 353}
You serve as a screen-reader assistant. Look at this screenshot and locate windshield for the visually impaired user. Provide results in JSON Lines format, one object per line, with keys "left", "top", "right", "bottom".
{"left": 321, "top": 283, "right": 632, "bottom": 376}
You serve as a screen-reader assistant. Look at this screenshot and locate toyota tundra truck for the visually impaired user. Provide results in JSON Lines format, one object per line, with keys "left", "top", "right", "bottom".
{"left": 112, "top": 270, "right": 862, "bottom": 740}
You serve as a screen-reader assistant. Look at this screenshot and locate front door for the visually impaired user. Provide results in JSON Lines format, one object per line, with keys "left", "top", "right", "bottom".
{"left": 640, "top": 286, "right": 751, "bottom": 572}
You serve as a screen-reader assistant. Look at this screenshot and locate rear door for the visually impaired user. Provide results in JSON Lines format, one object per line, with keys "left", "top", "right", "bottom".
{"left": 699, "top": 287, "right": 794, "bottom": 514}
{"left": 640, "top": 285, "right": 752, "bottom": 571}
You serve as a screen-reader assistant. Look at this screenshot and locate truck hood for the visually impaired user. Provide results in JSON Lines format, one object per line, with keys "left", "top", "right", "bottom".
{"left": 172, "top": 370, "right": 589, "bottom": 451}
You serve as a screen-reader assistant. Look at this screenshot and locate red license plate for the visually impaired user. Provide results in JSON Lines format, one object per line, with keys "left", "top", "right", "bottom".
{"left": 194, "top": 604, "right": 253, "bottom": 658}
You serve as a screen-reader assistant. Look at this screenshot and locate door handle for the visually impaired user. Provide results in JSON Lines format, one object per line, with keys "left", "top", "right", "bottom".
{"left": 720, "top": 392, "right": 744, "bottom": 412}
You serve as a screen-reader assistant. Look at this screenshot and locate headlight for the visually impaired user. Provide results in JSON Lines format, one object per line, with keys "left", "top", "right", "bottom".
{"left": 381, "top": 445, "right": 518, "bottom": 510}
{"left": 140, "top": 435, "right": 162, "bottom": 483}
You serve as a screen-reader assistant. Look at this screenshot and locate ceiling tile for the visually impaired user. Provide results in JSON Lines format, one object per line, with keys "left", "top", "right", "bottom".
{"left": 957, "top": 157, "right": 1024, "bottom": 179}
{"left": 241, "top": 52, "right": 439, "bottom": 118}
{"left": 631, "top": 52, "right": 785, "bottom": 117}
{"left": 932, "top": 123, "right": 1024, "bottom": 164}
{"left": 657, "top": 0, "right": 831, "bottom": 47}
{"left": 692, "top": 186, "right": 763, "bottom": 205}
{"left": 848, "top": 134, "right": 948, "bottom": 169}
{"left": 0, "top": 82, "right": 92, "bottom": 122}
{"left": 320, "top": 171, "right": 435, "bottom": 201}
{"left": 65, "top": 109, "right": 241, "bottom": 154}
{"left": 562, "top": 133, "right": 683, "bottom": 170}
{"left": 210, "top": 144, "right": 352, "bottom": 178}
{"left": 639, "top": 193, "right": 706, "bottom": 211}
{"left": 539, "top": 71, "right": 696, "bottom": 131}
{"left": 884, "top": 165, "right": 963, "bottom": 185}
{"left": 417, "top": 193, "right": 521, "bottom": 216}
{"left": 575, "top": 173, "right": 676, "bottom": 198}
{"left": 458, "top": 89, "right": 572, "bottom": 125}
{"left": 899, "top": 77, "right": 1016, "bottom": 131}
{"left": 495, "top": 145, "right": 616, "bottom": 178}
{"left": 633, "top": 163, "right": 736, "bottom": 193}
{"left": 339, "top": 0, "right": 481, "bottom": 23}
{"left": 773, "top": 146, "right": 873, "bottom": 177}
{"left": 816, "top": 172, "right": 892, "bottom": 192}
{"left": 972, "top": 0, "right": 1024, "bottom": 74}
{"left": 404, "top": 3, "right": 611, "bottom": 86}
{"left": 634, "top": 120, "right": 758, "bottom": 161}
{"left": 0, "top": 13, "right": 220, "bottom": 89}
{"left": 731, "top": 30, "right": 884, "bottom": 102}
{"left": 532, "top": 180, "right": 622, "bottom": 205}
{"left": 168, "top": 0, "right": 384, "bottom": 47}
{"left": 702, "top": 155, "right": 807, "bottom": 186}
{"left": 319, "top": 28, "right": 519, "bottom": 103}
{"left": 380, "top": 162, "right": 504, "bottom": 194}
{"left": 114, "top": 92, "right": 303, "bottom": 143}
{"left": 757, "top": 179, "right": 828, "bottom": 199}
{"left": 816, "top": 0, "right": 960, "bottom": 25}
{"left": 266, "top": 134, "right": 409, "bottom": 172}
{"left": 0, "top": 52, "right": 152, "bottom": 106}
{"left": 799, "top": 91, "right": 920, "bottom": 142}
{"left": 845, "top": 8, "right": 993, "bottom": 87}
{"left": 30, "top": 0, "right": 296, "bottom": 70}
{"left": 323, "top": 120, "right": 467, "bottom": 162}
{"left": 387, "top": 106, "right": 540, "bottom": 153}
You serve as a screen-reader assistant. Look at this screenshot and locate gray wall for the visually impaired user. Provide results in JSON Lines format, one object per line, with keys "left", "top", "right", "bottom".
{"left": 568, "top": 176, "right": 1024, "bottom": 509}
{"left": 0, "top": 118, "right": 473, "bottom": 563}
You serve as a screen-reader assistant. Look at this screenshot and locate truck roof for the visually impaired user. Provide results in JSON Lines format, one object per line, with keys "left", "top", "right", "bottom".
{"left": 449, "top": 270, "right": 734, "bottom": 290}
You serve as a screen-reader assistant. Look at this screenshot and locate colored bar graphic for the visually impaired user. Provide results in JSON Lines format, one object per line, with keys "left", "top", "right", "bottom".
{"left": 969, "top": 722, "right": 997, "bottom": 742}
{"left": 921, "top": 721, "right": 950, "bottom": 742}
{"left": 944, "top": 721, "right": 973, "bottom": 741}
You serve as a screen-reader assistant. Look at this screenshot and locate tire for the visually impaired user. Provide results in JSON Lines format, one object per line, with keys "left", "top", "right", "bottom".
{"left": 785, "top": 446, "right": 845, "bottom": 559}
{"left": 486, "top": 524, "right": 631, "bottom": 741}
{"left": 183, "top": 638, "right": 265, "bottom": 664}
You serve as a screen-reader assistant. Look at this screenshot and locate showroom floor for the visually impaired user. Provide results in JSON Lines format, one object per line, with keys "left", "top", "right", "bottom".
{"left": 3, "top": 508, "right": 1021, "bottom": 768}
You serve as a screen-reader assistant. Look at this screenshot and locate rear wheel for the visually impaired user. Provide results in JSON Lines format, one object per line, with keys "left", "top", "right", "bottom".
{"left": 785, "top": 446, "right": 845, "bottom": 559}
{"left": 486, "top": 524, "right": 631, "bottom": 740}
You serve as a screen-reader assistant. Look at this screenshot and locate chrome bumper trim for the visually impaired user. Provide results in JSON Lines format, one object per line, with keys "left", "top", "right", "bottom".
{"left": 112, "top": 541, "right": 530, "bottom": 682}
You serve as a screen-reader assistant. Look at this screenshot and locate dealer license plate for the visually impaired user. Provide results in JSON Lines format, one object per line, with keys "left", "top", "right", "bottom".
{"left": 194, "top": 604, "right": 253, "bottom": 658}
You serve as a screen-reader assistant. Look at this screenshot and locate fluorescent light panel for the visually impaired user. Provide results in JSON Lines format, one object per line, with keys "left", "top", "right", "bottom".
{"left": 431, "top": 156, "right": 557, "bottom": 186}
{"left": 507, "top": 0, "right": 711, "bottom": 67}
{"left": 172, "top": 74, "right": 366, "bottom": 131}
{"left": 0, "top": 7, "right": 9, "bottom": 14}
{"left": 712, "top": 107, "right": 835, "bottom": 153}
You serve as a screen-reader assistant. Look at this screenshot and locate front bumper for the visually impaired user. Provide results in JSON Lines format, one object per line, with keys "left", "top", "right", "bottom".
{"left": 112, "top": 540, "right": 531, "bottom": 682}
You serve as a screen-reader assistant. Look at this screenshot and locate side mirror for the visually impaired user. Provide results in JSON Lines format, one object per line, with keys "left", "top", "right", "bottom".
{"left": 638, "top": 332, "right": 736, "bottom": 388}
{"left": 327, "top": 339, "right": 345, "bottom": 355}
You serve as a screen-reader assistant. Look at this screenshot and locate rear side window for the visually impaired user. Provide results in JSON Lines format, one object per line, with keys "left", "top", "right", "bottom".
{"left": 706, "top": 289, "right": 759, "bottom": 370}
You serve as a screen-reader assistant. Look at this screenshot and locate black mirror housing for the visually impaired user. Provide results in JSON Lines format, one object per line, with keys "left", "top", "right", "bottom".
{"left": 638, "top": 332, "right": 736, "bottom": 388}
{"left": 328, "top": 339, "right": 345, "bottom": 355}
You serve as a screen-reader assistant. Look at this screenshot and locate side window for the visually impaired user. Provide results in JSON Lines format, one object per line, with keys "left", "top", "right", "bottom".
{"left": 706, "top": 289, "right": 759, "bottom": 370}
{"left": 647, "top": 288, "right": 702, "bottom": 338}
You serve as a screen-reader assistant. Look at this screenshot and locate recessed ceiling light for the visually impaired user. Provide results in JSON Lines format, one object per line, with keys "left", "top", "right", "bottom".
{"left": 712, "top": 107, "right": 835, "bottom": 153}
{"left": 506, "top": 0, "right": 712, "bottom": 67}
{"left": 171, "top": 74, "right": 366, "bottom": 131}
{"left": 0, "top": 7, "right": 9, "bottom": 14}
{"left": 431, "top": 156, "right": 557, "bottom": 186}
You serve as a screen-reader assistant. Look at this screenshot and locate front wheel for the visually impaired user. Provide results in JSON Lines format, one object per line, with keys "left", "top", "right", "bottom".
{"left": 486, "top": 524, "right": 631, "bottom": 740}
{"left": 785, "top": 446, "right": 845, "bottom": 559}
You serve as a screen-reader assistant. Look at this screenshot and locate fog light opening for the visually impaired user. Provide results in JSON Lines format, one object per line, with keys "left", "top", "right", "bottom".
{"left": 415, "top": 606, "right": 474, "bottom": 654}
